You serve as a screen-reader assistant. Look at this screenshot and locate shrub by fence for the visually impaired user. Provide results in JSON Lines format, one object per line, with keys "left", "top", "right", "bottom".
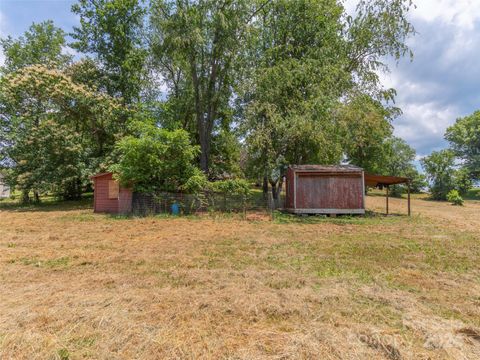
{"left": 131, "top": 191, "right": 285, "bottom": 216}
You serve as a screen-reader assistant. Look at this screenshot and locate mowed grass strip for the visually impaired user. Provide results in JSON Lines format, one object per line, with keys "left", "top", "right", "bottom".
{"left": 0, "top": 195, "right": 480, "bottom": 359}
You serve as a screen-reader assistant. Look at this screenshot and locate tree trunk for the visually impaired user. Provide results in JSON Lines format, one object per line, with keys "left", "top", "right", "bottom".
{"left": 276, "top": 177, "right": 284, "bottom": 199}
{"left": 21, "top": 190, "right": 30, "bottom": 204}
{"left": 262, "top": 176, "right": 268, "bottom": 198}
{"left": 33, "top": 190, "right": 40, "bottom": 203}
{"left": 191, "top": 58, "right": 211, "bottom": 175}
{"left": 198, "top": 128, "right": 210, "bottom": 174}
{"left": 270, "top": 179, "right": 278, "bottom": 200}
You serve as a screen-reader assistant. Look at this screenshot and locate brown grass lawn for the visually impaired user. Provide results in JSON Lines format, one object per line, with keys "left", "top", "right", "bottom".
{"left": 1, "top": 195, "right": 480, "bottom": 359}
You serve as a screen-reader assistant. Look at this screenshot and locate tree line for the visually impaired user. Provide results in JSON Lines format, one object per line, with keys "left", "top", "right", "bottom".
{"left": 1, "top": 0, "right": 471, "bottom": 203}
{"left": 420, "top": 111, "right": 480, "bottom": 202}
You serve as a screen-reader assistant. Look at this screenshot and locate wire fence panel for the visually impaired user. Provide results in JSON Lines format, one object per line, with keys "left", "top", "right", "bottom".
{"left": 131, "top": 191, "right": 285, "bottom": 217}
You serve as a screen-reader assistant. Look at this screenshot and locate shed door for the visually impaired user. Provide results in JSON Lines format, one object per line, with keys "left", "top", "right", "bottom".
{"left": 108, "top": 180, "right": 119, "bottom": 199}
{"left": 296, "top": 174, "right": 363, "bottom": 209}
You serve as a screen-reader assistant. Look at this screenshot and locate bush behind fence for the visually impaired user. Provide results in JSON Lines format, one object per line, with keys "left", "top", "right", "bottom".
{"left": 132, "top": 191, "right": 285, "bottom": 216}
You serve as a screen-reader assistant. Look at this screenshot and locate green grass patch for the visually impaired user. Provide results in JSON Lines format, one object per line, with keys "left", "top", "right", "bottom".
{"left": 0, "top": 194, "right": 93, "bottom": 212}
{"left": 8, "top": 256, "right": 71, "bottom": 269}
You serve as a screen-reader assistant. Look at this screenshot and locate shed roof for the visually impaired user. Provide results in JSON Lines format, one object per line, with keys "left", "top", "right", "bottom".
{"left": 289, "top": 165, "right": 363, "bottom": 172}
{"left": 90, "top": 172, "right": 113, "bottom": 179}
{"left": 364, "top": 174, "right": 409, "bottom": 187}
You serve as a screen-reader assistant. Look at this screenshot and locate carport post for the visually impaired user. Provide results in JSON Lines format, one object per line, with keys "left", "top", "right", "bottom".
{"left": 386, "top": 185, "right": 389, "bottom": 215}
{"left": 407, "top": 181, "right": 411, "bottom": 216}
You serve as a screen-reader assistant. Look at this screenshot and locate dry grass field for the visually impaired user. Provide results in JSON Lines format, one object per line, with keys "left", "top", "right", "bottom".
{"left": 1, "top": 195, "right": 480, "bottom": 359}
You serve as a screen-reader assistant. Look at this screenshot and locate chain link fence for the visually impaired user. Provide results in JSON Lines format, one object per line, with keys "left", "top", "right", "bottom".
{"left": 131, "top": 191, "right": 285, "bottom": 217}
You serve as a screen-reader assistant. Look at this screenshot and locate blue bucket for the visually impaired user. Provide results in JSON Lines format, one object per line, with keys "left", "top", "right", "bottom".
{"left": 171, "top": 202, "right": 180, "bottom": 215}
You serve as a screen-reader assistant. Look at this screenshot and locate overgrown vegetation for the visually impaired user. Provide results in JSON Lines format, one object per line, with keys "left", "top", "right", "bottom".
{"left": 0, "top": 0, "right": 426, "bottom": 203}
{"left": 447, "top": 189, "right": 464, "bottom": 206}
{"left": 110, "top": 120, "right": 200, "bottom": 192}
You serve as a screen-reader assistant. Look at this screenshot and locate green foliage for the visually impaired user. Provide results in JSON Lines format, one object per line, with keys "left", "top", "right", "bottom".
{"left": 421, "top": 150, "right": 457, "bottom": 200}
{"left": 243, "top": 0, "right": 345, "bottom": 188}
{"left": 454, "top": 167, "right": 473, "bottom": 195}
{"left": 111, "top": 121, "right": 200, "bottom": 192}
{"left": 341, "top": 94, "right": 395, "bottom": 173}
{"left": 181, "top": 173, "right": 210, "bottom": 194}
{"left": 351, "top": 136, "right": 423, "bottom": 197}
{"left": 209, "top": 179, "right": 251, "bottom": 197}
{"left": 71, "top": 0, "right": 148, "bottom": 104}
{"left": 445, "top": 110, "right": 480, "bottom": 180}
{"left": 379, "top": 137, "right": 416, "bottom": 178}
{"left": 9, "top": 119, "right": 86, "bottom": 200}
{"left": 379, "top": 137, "right": 424, "bottom": 196}
{"left": 446, "top": 190, "right": 464, "bottom": 206}
{"left": 57, "top": 348, "right": 70, "bottom": 360}
{"left": 0, "top": 0, "right": 418, "bottom": 204}
{"left": 181, "top": 173, "right": 250, "bottom": 197}
{"left": 209, "top": 129, "right": 243, "bottom": 179}
{"left": 243, "top": 0, "right": 415, "bottom": 195}
{"left": 64, "top": 58, "right": 110, "bottom": 92}
{"left": 0, "top": 20, "right": 71, "bottom": 74}
{"left": 0, "top": 64, "right": 123, "bottom": 200}
{"left": 150, "top": 0, "right": 251, "bottom": 173}
{"left": 404, "top": 168, "right": 427, "bottom": 194}
{"left": 346, "top": 0, "right": 415, "bottom": 96}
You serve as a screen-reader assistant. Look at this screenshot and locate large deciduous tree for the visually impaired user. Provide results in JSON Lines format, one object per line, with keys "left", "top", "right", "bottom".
{"left": 149, "top": 0, "right": 251, "bottom": 174}
{"left": 340, "top": 94, "right": 395, "bottom": 174}
{"left": 243, "top": 0, "right": 415, "bottom": 198}
{"left": 445, "top": 110, "right": 480, "bottom": 180}
{"left": 243, "top": 0, "right": 349, "bottom": 198}
{"left": 0, "top": 65, "right": 123, "bottom": 201}
{"left": 0, "top": 20, "right": 71, "bottom": 74}
{"left": 421, "top": 149, "right": 457, "bottom": 200}
{"left": 71, "top": 0, "right": 148, "bottom": 106}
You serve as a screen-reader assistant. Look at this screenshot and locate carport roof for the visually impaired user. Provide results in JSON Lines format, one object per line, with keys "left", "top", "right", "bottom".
{"left": 364, "top": 174, "right": 409, "bottom": 187}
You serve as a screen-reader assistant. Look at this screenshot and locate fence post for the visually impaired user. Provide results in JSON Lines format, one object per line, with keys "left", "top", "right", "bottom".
{"left": 242, "top": 194, "right": 247, "bottom": 220}
{"left": 268, "top": 192, "right": 274, "bottom": 220}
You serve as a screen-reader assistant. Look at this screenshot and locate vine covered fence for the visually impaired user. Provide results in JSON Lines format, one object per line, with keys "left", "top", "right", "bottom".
{"left": 131, "top": 191, "right": 285, "bottom": 217}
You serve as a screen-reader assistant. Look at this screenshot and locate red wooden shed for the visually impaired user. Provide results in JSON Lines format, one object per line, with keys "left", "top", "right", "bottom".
{"left": 91, "top": 172, "right": 133, "bottom": 214}
{"left": 285, "top": 165, "right": 365, "bottom": 215}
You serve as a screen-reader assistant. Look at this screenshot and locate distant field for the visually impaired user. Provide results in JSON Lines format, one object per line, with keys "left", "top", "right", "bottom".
{"left": 1, "top": 195, "right": 480, "bottom": 359}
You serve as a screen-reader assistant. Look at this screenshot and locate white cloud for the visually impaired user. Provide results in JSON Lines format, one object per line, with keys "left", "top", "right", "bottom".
{"left": 61, "top": 45, "right": 79, "bottom": 59}
{"left": 394, "top": 102, "right": 458, "bottom": 156}
{"left": 342, "top": 0, "right": 358, "bottom": 15}
{"left": 373, "top": 1, "right": 480, "bottom": 157}
{"left": 412, "top": 0, "right": 480, "bottom": 30}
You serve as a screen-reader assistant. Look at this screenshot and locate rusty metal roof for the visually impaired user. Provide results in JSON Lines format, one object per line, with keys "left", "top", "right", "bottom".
{"left": 289, "top": 165, "right": 363, "bottom": 172}
{"left": 364, "top": 173, "right": 409, "bottom": 187}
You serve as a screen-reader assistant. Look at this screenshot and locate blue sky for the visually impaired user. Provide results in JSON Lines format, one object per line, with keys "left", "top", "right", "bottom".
{"left": 1, "top": 0, "right": 480, "bottom": 159}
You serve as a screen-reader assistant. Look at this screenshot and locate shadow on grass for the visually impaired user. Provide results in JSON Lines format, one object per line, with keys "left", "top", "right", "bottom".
{"left": 0, "top": 194, "right": 93, "bottom": 212}
{"left": 273, "top": 210, "right": 411, "bottom": 225}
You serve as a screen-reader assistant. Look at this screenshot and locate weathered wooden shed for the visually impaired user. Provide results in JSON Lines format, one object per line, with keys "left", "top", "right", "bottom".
{"left": 285, "top": 165, "right": 365, "bottom": 215}
{"left": 91, "top": 172, "right": 132, "bottom": 214}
